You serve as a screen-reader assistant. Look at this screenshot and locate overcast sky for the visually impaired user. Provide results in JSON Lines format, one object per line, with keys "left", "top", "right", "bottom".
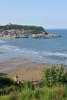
{"left": 0, "top": 0, "right": 67, "bottom": 29}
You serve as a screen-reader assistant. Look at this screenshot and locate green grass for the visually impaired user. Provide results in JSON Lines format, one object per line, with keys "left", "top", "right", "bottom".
{"left": 0, "top": 85, "right": 67, "bottom": 100}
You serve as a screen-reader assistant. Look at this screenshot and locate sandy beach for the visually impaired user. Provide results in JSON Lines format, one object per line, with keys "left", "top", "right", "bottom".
{"left": 0, "top": 51, "right": 6, "bottom": 54}
{"left": 0, "top": 56, "right": 60, "bottom": 81}
{"left": 8, "top": 62, "right": 55, "bottom": 81}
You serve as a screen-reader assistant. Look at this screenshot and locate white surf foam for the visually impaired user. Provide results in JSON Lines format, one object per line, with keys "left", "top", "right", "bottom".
{"left": 39, "top": 51, "right": 67, "bottom": 57}
{"left": 0, "top": 40, "right": 5, "bottom": 43}
{"left": 0, "top": 45, "right": 67, "bottom": 59}
{"left": 0, "top": 45, "right": 21, "bottom": 51}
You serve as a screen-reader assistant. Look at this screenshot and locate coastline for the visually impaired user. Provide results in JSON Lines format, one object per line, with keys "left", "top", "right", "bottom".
{"left": 0, "top": 31, "right": 64, "bottom": 81}
{"left": 0, "top": 33, "right": 61, "bottom": 40}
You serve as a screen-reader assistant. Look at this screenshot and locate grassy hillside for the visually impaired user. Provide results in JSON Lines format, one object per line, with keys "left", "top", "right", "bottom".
{"left": 0, "top": 65, "right": 67, "bottom": 100}
{"left": 0, "top": 85, "right": 67, "bottom": 100}
{"left": 0, "top": 24, "right": 48, "bottom": 34}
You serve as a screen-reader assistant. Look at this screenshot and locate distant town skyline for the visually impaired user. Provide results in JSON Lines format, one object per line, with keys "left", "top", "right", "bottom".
{"left": 0, "top": 0, "right": 67, "bottom": 29}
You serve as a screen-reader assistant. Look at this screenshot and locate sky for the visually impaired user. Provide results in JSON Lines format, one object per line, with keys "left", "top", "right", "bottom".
{"left": 0, "top": 0, "right": 67, "bottom": 29}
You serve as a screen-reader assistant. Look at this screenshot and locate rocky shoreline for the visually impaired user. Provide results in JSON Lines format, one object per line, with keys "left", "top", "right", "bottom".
{"left": 32, "top": 33, "right": 61, "bottom": 39}
{"left": 0, "top": 33, "right": 61, "bottom": 39}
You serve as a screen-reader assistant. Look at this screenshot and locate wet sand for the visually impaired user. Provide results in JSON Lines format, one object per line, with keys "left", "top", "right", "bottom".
{"left": 8, "top": 62, "right": 55, "bottom": 81}
{"left": 0, "top": 57, "right": 24, "bottom": 68}
{"left": 0, "top": 51, "right": 6, "bottom": 54}
{"left": 0, "top": 57, "right": 60, "bottom": 81}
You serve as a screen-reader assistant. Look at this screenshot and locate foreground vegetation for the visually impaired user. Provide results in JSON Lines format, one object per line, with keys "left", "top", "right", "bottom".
{"left": 0, "top": 65, "right": 67, "bottom": 100}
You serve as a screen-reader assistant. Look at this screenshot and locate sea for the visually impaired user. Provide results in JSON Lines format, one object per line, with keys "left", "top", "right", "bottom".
{"left": 0, "top": 29, "right": 67, "bottom": 65}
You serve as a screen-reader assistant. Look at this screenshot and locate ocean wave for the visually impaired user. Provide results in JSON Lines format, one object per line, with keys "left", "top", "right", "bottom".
{"left": 0, "top": 45, "right": 67, "bottom": 58}
{"left": 0, "top": 45, "right": 21, "bottom": 51}
{"left": 39, "top": 51, "right": 67, "bottom": 57}
{"left": 0, "top": 40, "right": 5, "bottom": 43}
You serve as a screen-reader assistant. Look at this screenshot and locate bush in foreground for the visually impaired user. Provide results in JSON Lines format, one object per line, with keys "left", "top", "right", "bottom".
{"left": 43, "top": 65, "right": 67, "bottom": 87}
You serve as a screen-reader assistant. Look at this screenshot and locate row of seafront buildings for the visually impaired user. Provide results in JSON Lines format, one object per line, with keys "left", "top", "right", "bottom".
{"left": 0, "top": 29, "right": 60, "bottom": 39}
{"left": 0, "top": 29, "right": 47, "bottom": 39}
{"left": 0, "top": 29, "right": 30, "bottom": 38}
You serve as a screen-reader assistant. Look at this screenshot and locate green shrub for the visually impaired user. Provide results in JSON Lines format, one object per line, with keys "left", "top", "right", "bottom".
{"left": 43, "top": 65, "right": 67, "bottom": 87}
{"left": 38, "top": 79, "right": 45, "bottom": 88}
{"left": 62, "top": 72, "right": 67, "bottom": 84}
{"left": 0, "top": 77, "right": 15, "bottom": 88}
